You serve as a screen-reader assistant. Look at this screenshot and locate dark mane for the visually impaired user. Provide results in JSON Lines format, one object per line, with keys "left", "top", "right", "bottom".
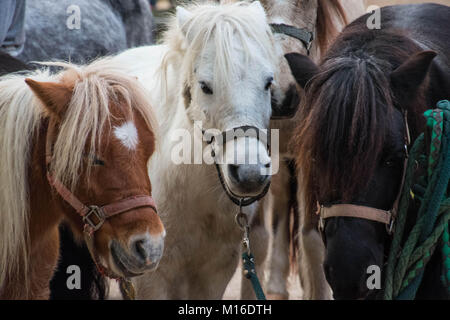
{"left": 292, "top": 28, "right": 424, "bottom": 213}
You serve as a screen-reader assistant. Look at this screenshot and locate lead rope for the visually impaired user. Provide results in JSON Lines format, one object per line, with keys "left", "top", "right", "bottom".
{"left": 235, "top": 200, "right": 266, "bottom": 300}
{"left": 83, "top": 229, "right": 136, "bottom": 300}
{"left": 118, "top": 278, "right": 136, "bottom": 300}
{"left": 203, "top": 126, "right": 269, "bottom": 299}
{"left": 383, "top": 100, "right": 450, "bottom": 299}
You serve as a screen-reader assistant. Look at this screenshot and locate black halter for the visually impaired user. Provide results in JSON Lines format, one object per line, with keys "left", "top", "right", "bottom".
{"left": 203, "top": 125, "right": 271, "bottom": 207}
{"left": 270, "top": 23, "right": 314, "bottom": 55}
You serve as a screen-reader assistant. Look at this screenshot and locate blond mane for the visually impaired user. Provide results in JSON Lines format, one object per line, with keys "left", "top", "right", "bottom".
{"left": 0, "top": 58, "right": 157, "bottom": 295}
{"left": 159, "top": 1, "right": 278, "bottom": 103}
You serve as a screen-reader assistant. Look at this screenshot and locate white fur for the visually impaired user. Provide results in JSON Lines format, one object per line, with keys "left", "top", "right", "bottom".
{"left": 113, "top": 2, "right": 278, "bottom": 299}
{"left": 114, "top": 121, "right": 139, "bottom": 150}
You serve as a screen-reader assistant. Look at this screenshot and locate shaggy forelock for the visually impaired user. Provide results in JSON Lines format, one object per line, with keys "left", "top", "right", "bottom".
{"left": 159, "top": 1, "right": 278, "bottom": 102}
{"left": 293, "top": 52, "right": 395, "bottom": 207}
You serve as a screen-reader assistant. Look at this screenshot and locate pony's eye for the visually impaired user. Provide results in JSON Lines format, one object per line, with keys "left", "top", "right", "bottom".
{"left": 265, "top": 76, "right": 273, "bottom": 90}
{"left": 93, "top": 158, "right": 105, "bottom": 166}
{"left": 384, "top": 159, "right": 395, "bottom": 167}
{"left": 199, "top": 81, "right": 213, "bottom": 95}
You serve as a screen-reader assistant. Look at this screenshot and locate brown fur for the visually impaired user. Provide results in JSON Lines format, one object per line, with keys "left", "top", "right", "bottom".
{"left": 316, "top": 0, "right": 348, "bottom": 54}
{"left": 1, "top": 65, "right": 163, "bottom": 299}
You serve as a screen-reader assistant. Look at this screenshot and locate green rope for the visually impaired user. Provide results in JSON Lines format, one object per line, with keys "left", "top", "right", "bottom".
{"left": 442, "top": 222, "right": 450, "bottom": 291}
{"left": 242, "top": 252, "right": 266, "bottom": 300}
{"left": 383, "top": 100, "right": 450, "bottom": 300}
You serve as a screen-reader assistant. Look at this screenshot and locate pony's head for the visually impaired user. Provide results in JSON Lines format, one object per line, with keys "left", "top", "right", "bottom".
{"left": 25, "top": 60, "right": 165, "bottom": 278}
{"left": 286, "top": 29, "right": 437, "bottom": 299}
{"left": 262, "top": 0, "right": 348, "bottom": 119}
{"left": 162, "top": 2, "right": 277, "bottom": 197}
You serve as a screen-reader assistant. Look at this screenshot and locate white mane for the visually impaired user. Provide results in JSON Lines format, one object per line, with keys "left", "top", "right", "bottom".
{"left": 159, "top": 1, "right": 278, "bottom": 103}
{"left": 0, "top": 71, "right": 45, "bottom": 293}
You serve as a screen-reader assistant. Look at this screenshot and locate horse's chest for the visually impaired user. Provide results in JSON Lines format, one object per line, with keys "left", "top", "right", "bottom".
{"left": 171, "top": 210, "right": 242, "bottom": 266}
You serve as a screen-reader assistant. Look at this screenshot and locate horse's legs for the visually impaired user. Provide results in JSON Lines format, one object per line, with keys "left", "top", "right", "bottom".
{"left": 265, "top": 162, "right": 292, "bottom": 299}
{"left": 240, "top": 197, "right": 269, "bottom": 300}
{"left": 297, "top": 189, "right": 332, "bottom": 300}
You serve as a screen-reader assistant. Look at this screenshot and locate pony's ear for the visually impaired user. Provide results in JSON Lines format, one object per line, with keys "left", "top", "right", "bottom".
{"left": 25, "top": 78, "right": 72, "bottom": 120}
{"left": 391, "top": 51, "right": 437, "bottom": 103}
{"left": 176, "top": 6, "right": 193, "bottom": 36}
{"left": 284, "top": 52, "right": 319, "bottom": 88}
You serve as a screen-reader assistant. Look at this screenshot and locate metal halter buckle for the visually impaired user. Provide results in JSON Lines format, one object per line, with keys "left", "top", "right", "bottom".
{"left": 386, "top": 214, "right": 395, "bottom": 235}
{"left": 83, "top": 205, "right": 105, "bottom": 233}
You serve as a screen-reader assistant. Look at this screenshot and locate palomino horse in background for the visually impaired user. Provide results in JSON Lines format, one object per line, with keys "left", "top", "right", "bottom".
{"left": 248, "top": 0, "right": 367, "bottom": 299}
{"left": 0, "top": 58, "right": 164, "bottom": 299}
{"left": 286, "top": 3, "right": 449, "bottom": 299}
{"left": 112, "top": 2, "right": 277, "bottom": 299}
{"left": 16, "top": 0, "right": 155, "bottom": 299}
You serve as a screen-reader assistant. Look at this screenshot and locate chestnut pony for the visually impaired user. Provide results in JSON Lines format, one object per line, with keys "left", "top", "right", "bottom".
{"left": 0, "top": 58, "right": 165, "bottom": 299}
{"left": 287, "top": 3, "right": 450, "bottom": 299}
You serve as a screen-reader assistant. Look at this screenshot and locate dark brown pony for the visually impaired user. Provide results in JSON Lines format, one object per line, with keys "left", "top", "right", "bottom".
{"left": 0, "top": 58, "right": 165, "bottom": 299}
{"left": 286, "top": 3, "right": 450, "bottom": 299}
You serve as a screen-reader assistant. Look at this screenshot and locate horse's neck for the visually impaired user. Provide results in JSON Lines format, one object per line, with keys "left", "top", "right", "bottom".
{"left": 2, "top": 121, "right": 62, "bottom": 299}
{"left": 114, "top": 44, "right": 186, "bottom": 135}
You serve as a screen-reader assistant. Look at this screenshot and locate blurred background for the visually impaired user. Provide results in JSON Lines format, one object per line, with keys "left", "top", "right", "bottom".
{"left": 368, "top": 0, "right": 448, "bottom": 5}
{"left": 151, "top": 0, "right": 450, "bottom": 12}
{"left": 151, "top": 1, "right": 450, "bottom": 41}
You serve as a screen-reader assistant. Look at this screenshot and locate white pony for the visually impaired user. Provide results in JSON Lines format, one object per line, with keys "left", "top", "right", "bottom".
{"left": 112, "top": 1, "right": 278, "bottom": 299}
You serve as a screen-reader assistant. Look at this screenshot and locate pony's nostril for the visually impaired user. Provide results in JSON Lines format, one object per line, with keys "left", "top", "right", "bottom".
{"left": 228, "top": 164, "right": 240, "bottom": 183}
{"left": 134, "top": 239, "right": 148, "bottom": 261}
{"left": 264, "top": 162, "right": 271, "bottom": 168}
{"left": 131, "top": 236, "right": 164, "bottom": 266}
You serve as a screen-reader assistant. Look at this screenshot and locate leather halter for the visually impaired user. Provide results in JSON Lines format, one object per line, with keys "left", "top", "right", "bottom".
{"left": 204, "top": 125, "right": 271, "bottom": 207}
{"left": 270, "top": 23, "right": 314, "bottom": 55}
{"left": 45, "top": 118, "right": 157, "bottom": 279}
{"left": 318, "top": 111, "right": 412, "bottom": 235}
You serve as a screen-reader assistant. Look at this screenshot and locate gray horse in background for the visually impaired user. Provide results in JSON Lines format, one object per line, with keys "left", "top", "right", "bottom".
{"left": 18, "top": 0, "right": 153, "bottom": 64}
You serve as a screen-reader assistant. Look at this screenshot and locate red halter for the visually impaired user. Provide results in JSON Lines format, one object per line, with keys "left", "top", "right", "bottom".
{"left": 45, "top": 118, "right": 157, "bottom": 279}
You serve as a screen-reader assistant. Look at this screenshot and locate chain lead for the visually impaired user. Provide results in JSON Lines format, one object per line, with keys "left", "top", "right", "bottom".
{"left": 235, "top": 199, "right": 251, "bottom": 255}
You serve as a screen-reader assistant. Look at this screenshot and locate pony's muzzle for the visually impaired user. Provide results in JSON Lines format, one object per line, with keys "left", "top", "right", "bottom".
{"left": 110, "top": 232, "right": 164, "bottom": 277}
{"left": 221, "top": 136, "right": 272, "bottom": 197}
{"left": 227, "top": 163, "right": 271, "bottom": 196}
{"left": 131, "top": 234, "right": 164, "bottom": 267}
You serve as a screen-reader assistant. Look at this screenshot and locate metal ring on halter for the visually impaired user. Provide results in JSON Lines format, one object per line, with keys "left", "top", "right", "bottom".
{"left": 234, "top": 199, "right": 246, "bottom": 227}
{"left": 235, "top": 212, "right": 248, "bottom": 232}
{"left": 386, "top": 214, "right": 395, "bottom": 234}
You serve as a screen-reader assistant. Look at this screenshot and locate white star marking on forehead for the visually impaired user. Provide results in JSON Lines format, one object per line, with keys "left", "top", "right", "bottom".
{"left": 114, "top": 121, "right": 139, "bottom": 150}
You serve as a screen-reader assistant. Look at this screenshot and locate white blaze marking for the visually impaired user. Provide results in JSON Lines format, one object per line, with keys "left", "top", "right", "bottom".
{"left": 114, "top": 121, "right": 138, "bottom": 150}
